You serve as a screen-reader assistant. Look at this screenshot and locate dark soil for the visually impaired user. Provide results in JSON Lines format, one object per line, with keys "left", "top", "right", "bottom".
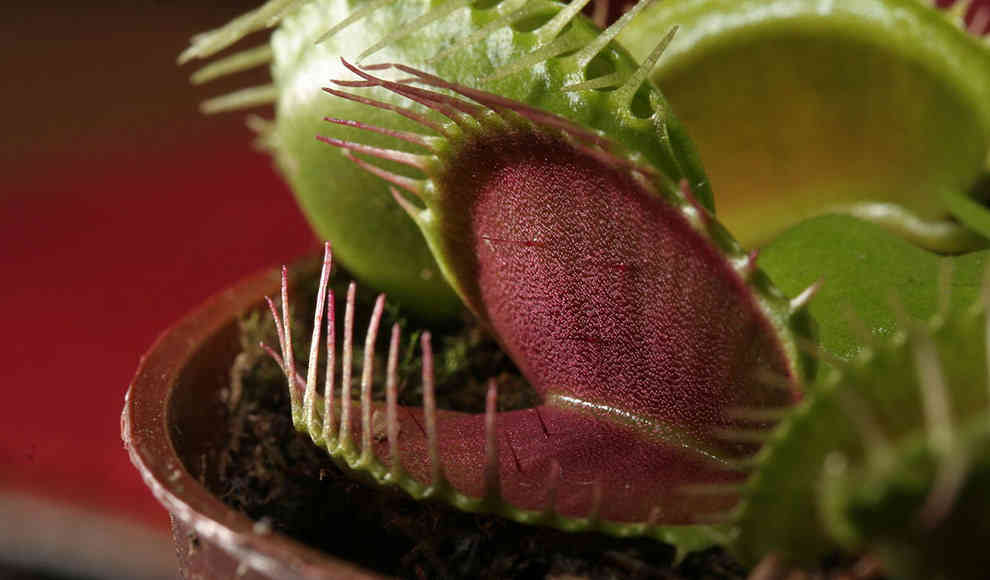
{"left": 209, "top": 268, "right": 748, "bottom": 579}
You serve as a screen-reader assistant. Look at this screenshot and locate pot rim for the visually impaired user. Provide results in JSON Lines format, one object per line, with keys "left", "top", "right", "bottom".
{"left": 121, "top": 258, "right": 384, "bottom": 580}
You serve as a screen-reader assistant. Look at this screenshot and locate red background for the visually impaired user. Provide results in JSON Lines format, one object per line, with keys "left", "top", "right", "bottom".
{"left": 1, "top": 1, "right": 314, "bottom": 535}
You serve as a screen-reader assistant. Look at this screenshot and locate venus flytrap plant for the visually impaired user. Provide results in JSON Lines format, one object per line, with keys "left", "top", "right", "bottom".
{"left": 180, "top": 0, "right": 990, "bottom": 577}
{"left": 262, "top": 62, "right": 817, "bottom": 554}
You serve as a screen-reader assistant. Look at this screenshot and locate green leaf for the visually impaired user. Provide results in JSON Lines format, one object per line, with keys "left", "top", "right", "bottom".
{"left": 618, "top": 0, "right": 990, "bottom": 251}
{"left": 759, "top": 214, "right": 987, "bottom": 360}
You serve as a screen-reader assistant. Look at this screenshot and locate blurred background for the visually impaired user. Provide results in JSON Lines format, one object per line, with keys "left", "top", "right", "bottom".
{"left": 1, "top": 2, "right": 314, "bottom": 578}
{"left": 1, "top": 1, "right": 987, "bottom": 579}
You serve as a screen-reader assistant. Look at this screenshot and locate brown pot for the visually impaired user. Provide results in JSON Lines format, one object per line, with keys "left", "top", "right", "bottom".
{"left": 122, "top": 258, "right": 385, "bottom": 580}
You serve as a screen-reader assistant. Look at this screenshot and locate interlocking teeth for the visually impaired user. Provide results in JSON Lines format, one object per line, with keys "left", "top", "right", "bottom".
{"left": 359, "top": 294, "right": 387, "bottom": 465}
{"left": 305, "top": 243, "right": 333, "bottom": 438}
{"left": 419, "top": 332, "right": 452, "bottom": 496}
{"left": 323, "top": 283, "right": 337, "bottom": 444}
{"left": 281, "top": 265, "right": 298, "bottom": 420}
{"left": 789, "top": 280, "right": 823, "bottom": 315}
{"left": 385, "top": 323, "right": 402, "bottom": 478}
{"left": 538, "top": 0, "right": 594, "bottom": 45}
{"left": 341, "top": 150, "right": 427, "bottom": 199}
{"left": 428, "top": 0, "right": 531, "bottom": 63}
{"left": 190, "top": 45, "right": 272, "bottom": 85}
{"left": 177, "top": 0, "right": 300, "bottom": 63}
{"left": 577, "top": 0, "right": 654, "bottom": 69}
{"left": 317, "top": 59, "right": 696, "bottom": 216}
{"left": 321, "top": 86, "right": 451, "bottom": 137}
{"left": 613, "top": 25, "right": 678, "bottom": 113}
{"left": 357, "top": 0, "right": 473, "bottom": 62}
{"left": 200, "top": 85, "right": 278, "bottom": 114}
{"left": 485, "top": 34, "right": 587, "bottom": 82}
{"left": 323, "top": 116, "right": 435, "bottom": 149}
{"left": 315, "top": 0, "right": 398, "bottom": 45}
{"left": 339, "top": 282, "right": 356, "bottom": 452}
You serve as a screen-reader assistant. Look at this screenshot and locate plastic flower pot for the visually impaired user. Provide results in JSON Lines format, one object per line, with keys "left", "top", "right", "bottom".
{"left": 122, "top": 256, "right": 384, "bottom": 580}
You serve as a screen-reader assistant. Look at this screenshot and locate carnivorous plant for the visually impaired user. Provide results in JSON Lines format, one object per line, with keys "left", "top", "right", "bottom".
{"left": 182, "top": 0, "right": 990, "bottom": 577}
